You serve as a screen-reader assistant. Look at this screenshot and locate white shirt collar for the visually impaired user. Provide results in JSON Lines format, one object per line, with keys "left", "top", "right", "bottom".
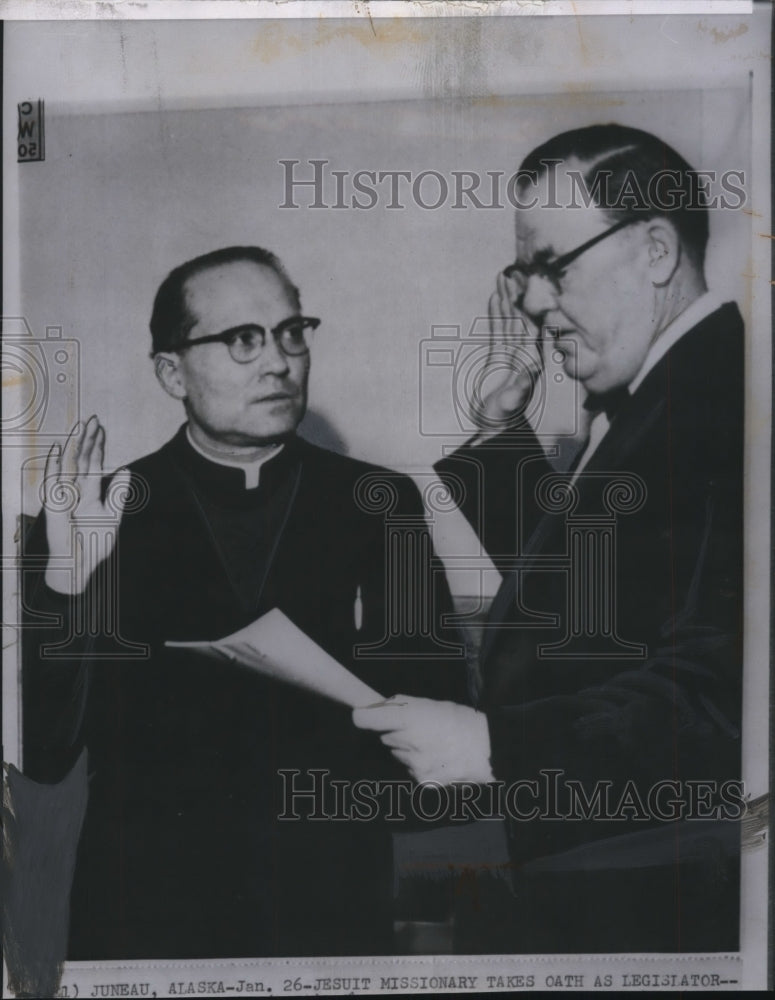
{"left": 628, "top": 290, "right": 724, "bottom": 394}
{"left": 186, "top": 426, "right": 284, "bottom": 489}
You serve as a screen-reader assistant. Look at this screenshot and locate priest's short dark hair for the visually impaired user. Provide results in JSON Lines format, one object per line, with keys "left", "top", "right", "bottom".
{"left": 150, "top": 246, "right": 302, "bottom": 355}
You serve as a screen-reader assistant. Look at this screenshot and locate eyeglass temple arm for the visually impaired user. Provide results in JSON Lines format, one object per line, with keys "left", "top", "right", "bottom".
{"left": 554, "top": 217, "right": 632, "bottom": 269}
{"left": 503, "top": 217, "right": 633, "bottom": 277}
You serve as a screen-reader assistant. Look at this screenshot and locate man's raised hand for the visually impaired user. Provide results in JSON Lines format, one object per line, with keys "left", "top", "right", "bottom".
{"left": 473, "top": 271, "right": 544, "bottom": 437}
{"left": 43, "top": 416, "right": 130, "bottom": 595}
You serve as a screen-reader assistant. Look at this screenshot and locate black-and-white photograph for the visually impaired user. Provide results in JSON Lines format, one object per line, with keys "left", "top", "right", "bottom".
{"left": 2, "top": 3, "right": 771, "bottom": 996}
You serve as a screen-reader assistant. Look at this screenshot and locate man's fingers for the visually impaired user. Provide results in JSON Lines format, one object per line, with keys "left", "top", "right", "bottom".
{"left": 74, "top": 415, "right": 94, "bottom": 463}
{"left": 352, "top": 696, "right": 415, "bottom": 731}
{"left": 61, "top": 422, "right": 83, "bottom": 478}
{"left": 93, "top": 424, "right": 106, "bottom": 472}
{"left": 76, "top": 424, "right": 108, "bottom": 507}
{"left": 488, "top": 283, "right": 515, "bottom": 337}
{"left": 487, "top": 288, "right": 500, "bottom": 320}
{"left": 495, "top": 271, "right": 516, "bottom": 319}
{"left": 499, "top": 271, "right": 541, "bottom": 341}
{"left": 379, "top": 731, "right": 417, "bottom": 752}
{"left": 389, "top": 749, "right": 416, "bottom": 771}
{"left": 487, "top": 289, "right": 503, "bottom": 341}
{"left": 352, "top": 704, "right": 409, "bottom": 732}
{"left": 77, "top": 415, "right": 100, "bottom": 474}
{"left": 497, "top": 272, "right": 524, "bottom": 323}
{"left": 490, "top": 274, "right": 535, "bottom": 352}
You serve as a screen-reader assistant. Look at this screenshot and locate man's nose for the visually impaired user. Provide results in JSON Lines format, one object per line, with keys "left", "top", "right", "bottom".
{"left": 520, "top": 273, "right": 559, "bottom": 323}
{"left": 257, "top": 334, "right": 291, "bottom": 376}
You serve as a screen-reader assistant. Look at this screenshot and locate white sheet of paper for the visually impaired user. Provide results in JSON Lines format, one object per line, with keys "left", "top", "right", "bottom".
{"left": 166, "top": 608, "right": 381, "bottom": 709}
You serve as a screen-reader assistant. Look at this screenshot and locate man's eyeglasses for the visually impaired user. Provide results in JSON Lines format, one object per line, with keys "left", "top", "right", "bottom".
{"left": 173, "top": 316, "right": 321, "bottom": 364}
{"left": 503, "top": 218, "right": 634, "bottom": 292}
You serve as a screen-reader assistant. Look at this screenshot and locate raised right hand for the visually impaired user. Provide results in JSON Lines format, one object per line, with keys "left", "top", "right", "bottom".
{"left": 473, "top": 271, "right": 545, "bottom": 437}
{"left": 42, "top": 416, "right": 130, "bottom": 595}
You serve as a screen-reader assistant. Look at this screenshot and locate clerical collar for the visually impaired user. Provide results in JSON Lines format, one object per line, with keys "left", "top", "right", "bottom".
{"left": 185, "top": 425, "right": 284, "bottom": 489}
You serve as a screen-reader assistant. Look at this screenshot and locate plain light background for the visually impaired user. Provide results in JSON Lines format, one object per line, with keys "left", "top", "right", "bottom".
{"left": 17, "top": 89, "right": 751, "bottom": 476}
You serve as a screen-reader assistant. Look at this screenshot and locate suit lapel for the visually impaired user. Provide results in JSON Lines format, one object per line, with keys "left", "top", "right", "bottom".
{"left": 579, "top": 379, "right": 666, "bottom": 478}
{"left": 479, "top": 355, "right": 668, "bottom": 671}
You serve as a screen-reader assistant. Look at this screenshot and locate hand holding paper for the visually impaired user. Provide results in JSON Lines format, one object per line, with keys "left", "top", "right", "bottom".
{"left": 166, "top": 608, "right": 381, "bottom": 709}
{"left": 352, "top": 695, "right": 495, "bottom": 786}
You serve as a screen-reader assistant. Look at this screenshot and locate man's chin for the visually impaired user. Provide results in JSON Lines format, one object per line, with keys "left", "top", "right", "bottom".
{"left": 243, "top": 401, "right": 304, "bottom": 438}
{"left": 559, "top": 353, "right": 582, "bottom": 381}
{"left": 562, "top": 347, "right": 600, "bottom": 387}
{"left": 217, "top": 417, "right": 301, "bottom": 449}
{"left": 241, "top": 422, "right": 298, "bottom": 446}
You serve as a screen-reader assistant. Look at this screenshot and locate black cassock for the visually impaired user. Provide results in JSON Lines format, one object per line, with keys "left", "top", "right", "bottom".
{"left": 22, "top": 428, "right": 470, "bottom": 959}
{"left": 436, "top": 303, "right": 744, "bottom": 953}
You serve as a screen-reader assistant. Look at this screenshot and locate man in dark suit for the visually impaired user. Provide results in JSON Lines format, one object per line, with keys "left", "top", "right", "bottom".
{"left": 355, "top": 125, "right": 744, "bottom": 952}
{"left": 19, "top": 246, "right": 469, "bottom": 960}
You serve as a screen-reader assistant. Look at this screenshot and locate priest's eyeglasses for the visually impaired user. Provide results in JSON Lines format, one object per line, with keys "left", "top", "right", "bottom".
{"left": 503, "top": 218, "right": 634, "bottom": 293}
{"left": 175, "top": 316, "right": 321, "bottom": 364}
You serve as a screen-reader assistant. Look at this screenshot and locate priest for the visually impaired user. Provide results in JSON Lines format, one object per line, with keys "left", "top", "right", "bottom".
{"left": 20, "top": 246, "right": 469, "bottom": 960}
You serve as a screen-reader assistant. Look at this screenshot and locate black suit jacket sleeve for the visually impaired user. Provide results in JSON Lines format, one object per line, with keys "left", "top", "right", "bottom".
{"left": 346, "top": 467, "right": 472, "bottom": 709}
{"left": 434, "top": 418, "right": 552, "bottom": 574}
{"left": 21, "top": 510, "right": 96, "bottom": 784}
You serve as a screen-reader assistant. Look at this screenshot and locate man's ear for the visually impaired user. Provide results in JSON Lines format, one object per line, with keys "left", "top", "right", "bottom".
{"left": 154, "top": 352, "right": 187, "bottom": 401}
{"left": 645, "top": 221, "right": 680, "bottom": 286}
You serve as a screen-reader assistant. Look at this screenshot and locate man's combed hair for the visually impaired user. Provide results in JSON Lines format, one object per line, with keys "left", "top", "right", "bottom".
{"left": 150, "top": 246, "right": 302, "bottom": 355}
{"left": 518, "top": 124, "right": 710, "bottom": 268}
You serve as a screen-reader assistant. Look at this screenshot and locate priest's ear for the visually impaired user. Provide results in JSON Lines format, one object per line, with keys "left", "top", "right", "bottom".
{"left": 154, "top": 352, "right": 188, "bottom": 401}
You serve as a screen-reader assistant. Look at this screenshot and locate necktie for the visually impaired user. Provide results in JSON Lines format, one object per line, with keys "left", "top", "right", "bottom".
{"left": 566, "top": 386, "right": 630, "bottom": 475}
{"left": 583, "top": 385, "right": 631, "bottom": 421}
